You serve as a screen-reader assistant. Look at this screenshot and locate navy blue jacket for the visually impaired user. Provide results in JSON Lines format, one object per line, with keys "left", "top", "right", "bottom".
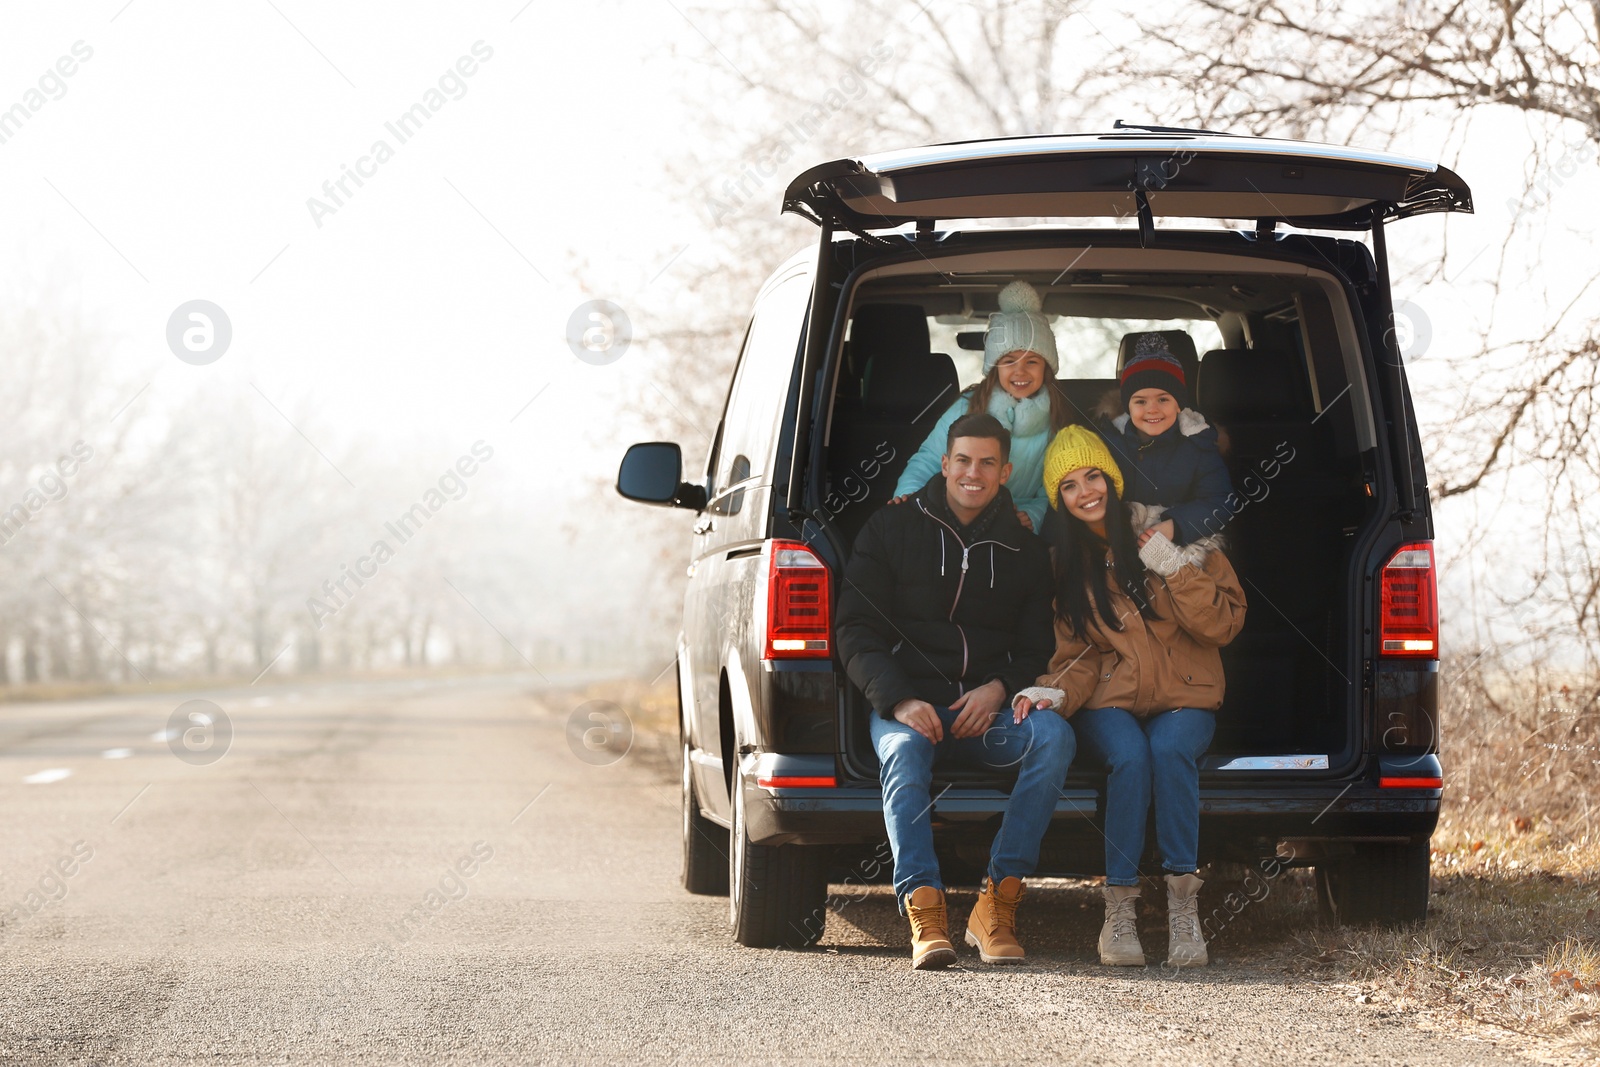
{"left": 1100, "top": 413, "right": 1234, "bottom": 545}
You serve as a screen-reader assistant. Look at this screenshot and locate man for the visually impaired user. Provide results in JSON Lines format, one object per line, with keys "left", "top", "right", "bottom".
{"left": 836, "top": 412, "right": 1073, "bottom": 969}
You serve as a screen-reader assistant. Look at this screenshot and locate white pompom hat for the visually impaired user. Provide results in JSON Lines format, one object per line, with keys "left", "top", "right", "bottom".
{"left": 983, "top": 280, "right": 1058, "bottom": 374}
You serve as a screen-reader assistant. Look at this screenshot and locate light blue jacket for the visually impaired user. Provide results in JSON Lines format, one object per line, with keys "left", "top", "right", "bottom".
{"left": 893, "top": 388, "right": 1054, "bottom": 532}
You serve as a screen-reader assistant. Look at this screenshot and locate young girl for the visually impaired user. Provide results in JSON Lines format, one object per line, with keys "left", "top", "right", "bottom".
{"left": 892, "top": 280, "right": 1074, "bottom": 531}
{"left": 1097, "top": 334, "right": 1233, "bottom": 546}
{"left": 1013, "top": 425, "right": 1247, "bottom": 968}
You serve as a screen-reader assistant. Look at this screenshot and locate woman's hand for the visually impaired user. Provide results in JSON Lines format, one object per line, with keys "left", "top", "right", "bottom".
{"left": 1009, "top": 694, "right": 1042, "bottom": 722}
{"left": 1011, "top": 686, "right": 1066, "bottom": 723}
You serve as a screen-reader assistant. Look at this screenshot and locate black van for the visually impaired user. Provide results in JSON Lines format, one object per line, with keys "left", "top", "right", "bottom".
{"left": 618, "top": 129, "right": 1466, "bottom": 947}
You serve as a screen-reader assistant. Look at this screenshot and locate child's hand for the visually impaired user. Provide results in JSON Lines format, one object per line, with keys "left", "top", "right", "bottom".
{"left": 1138, "top": 519, "right": 1176, "bottom": 546}
{"left": 887, "top": 494, "right": 909, "bottom": 505}
{"left": 1015, "top": 509, "right": 1033, "bottom": 531}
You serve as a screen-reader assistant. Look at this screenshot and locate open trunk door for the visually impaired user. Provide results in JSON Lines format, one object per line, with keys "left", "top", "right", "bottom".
{"left": 781, "top": 130, "right": 1471, "bottom": 233}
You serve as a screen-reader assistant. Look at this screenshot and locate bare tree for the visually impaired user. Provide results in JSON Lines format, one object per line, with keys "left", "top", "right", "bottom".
{"left": 1109, "top": 0, "right": 1600, "bottom": 663}
{"left": 615, "top": 0, "right": 1120, "bottom": 445}
{"left": 0, "top": 294, "right": 646, "bottom": 686}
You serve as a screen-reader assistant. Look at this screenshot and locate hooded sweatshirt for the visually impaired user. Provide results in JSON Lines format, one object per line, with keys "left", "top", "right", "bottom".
{"left": 836, "top": 475, "right": 1056, "bottom": 717}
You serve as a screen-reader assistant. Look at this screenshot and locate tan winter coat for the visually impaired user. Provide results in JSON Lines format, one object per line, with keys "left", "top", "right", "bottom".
{"left": 1036, "top": 504, "right": 1247, "bottom": 718}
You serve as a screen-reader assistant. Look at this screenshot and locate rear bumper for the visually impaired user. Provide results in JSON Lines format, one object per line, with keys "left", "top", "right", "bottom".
{"left": 740, "top": 752, "right": 1442, "bottom": 852}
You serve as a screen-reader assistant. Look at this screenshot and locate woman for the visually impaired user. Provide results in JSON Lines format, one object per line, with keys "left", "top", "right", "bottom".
{"left": 1012, "top": 425, "right": 1247, "bottom": 968}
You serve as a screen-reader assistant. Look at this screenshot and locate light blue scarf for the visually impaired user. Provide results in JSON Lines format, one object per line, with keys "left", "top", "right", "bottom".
{"left": 986, "top": 387, "right": 1051, "bottom": 439}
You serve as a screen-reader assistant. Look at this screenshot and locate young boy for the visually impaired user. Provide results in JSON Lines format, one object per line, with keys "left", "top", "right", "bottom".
{"left": 1100, "top": 334, "right": 1234, "bottom": 546}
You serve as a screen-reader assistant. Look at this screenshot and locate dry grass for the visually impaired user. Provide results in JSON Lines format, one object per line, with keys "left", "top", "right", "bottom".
{"left": 1245, "top": 845, "right": 1600, "bottom": 1063}
{"left": 571, "top": 673, "right": 679, "bottom": 771}
{"left": 1442, "top": 660, "right": 1600, "bottom": 846}
{"left": 1206, "top": 661, "right": 1600, "bottom": 1063}
{"left": 578, "top": 674, "right": 677, "bottom": 734}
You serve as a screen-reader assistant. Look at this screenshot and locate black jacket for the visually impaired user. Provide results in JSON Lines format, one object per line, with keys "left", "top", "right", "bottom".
{"left": 835, "top": 477, "right": 1056, "bottom": 717}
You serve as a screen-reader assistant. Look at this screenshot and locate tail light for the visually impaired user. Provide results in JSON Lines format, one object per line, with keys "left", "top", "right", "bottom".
{"left": 757, "top": 775, "right": 837, "bottom": 789}
{"left": 1379, "top": 542, "right": 1438, "bottom": 658}
{"left": 760, "top": 540, "right": 831, "bottom": 659}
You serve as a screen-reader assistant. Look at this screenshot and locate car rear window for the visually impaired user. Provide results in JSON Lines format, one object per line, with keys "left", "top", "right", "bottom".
{"left": 926, "top": 317, "right": 1226, "bottom": 385}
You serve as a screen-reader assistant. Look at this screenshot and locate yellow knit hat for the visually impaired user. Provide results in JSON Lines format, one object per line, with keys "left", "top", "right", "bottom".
{"left": 1041, "top": 425, "right": 1125, "bottom": 508}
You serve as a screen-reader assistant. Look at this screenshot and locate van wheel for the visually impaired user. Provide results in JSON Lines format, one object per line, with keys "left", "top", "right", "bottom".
{"left": 681, "top": 742, "right": 729, "bottom": 895}
{"left": 729, "top": 774, "right": 830, "bottom": 948}
{"left": 1315, "top": 840, "right": 1430, "bottom": 926}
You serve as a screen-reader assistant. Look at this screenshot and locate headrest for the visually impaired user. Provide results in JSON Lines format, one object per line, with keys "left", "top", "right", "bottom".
{"left": 849, "top": 304, "right": 930, "bottom": 364}
{"left": 861, "top": 350, "right": 959, "bottom": 421}
{"left": 1117, "top": 330, "right": 1199, "bottom": 388}
{"left": 1197, "top": 349, "right": 1313, "bottom": 421}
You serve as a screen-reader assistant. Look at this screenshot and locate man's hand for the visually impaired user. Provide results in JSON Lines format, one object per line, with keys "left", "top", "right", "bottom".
{"left": 892, "top": 698, "right": 943, "bottom": 743}
{"left": 948, "top": 679, "right": 1005, "bottom": 738}
{"left": 1137, "top": 518, "right": 1177, "bottom": 547}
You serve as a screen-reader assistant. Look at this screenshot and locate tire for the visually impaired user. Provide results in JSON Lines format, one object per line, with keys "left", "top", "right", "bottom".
{"left": 728, "top": 774, "right": 830, "bottom": 949}
{"left": 1315, "top": 839, "right": 1430, "bottom": 926}
{"left": 681, "top": 741, "right": 729, "bottom": 895}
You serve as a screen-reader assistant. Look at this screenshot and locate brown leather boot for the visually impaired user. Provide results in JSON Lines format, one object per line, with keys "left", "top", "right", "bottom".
{"left": 905, "top": 886, "right": 957, "bottom": 970}
{"left": 964, "top": 876, "right": 1026, "bottom": 963}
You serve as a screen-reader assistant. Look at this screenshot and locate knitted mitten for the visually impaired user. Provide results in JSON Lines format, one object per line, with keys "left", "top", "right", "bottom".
{"left": 1138, "top": 531, "right": 1187, "bottom": 577}
{"left": 1013, "top": 686, "right": 1066, "bottom": 711}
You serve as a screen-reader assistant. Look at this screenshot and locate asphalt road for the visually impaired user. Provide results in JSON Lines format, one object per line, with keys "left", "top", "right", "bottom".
{"left": 0, "top": 674, "right": 1527, "bottom": 1065}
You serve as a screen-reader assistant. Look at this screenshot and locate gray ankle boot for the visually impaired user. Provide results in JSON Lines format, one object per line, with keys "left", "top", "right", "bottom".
{"left": 1164, "top": 872, "right": 1208, "bottom": 967}
{"left": 1098, "top": 884, "right": 1145, "bottom": 965}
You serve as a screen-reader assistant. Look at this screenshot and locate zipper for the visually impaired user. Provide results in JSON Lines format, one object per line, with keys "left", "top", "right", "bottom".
{"left": 917, "top": 500, "right": 1020, "bottom": 683}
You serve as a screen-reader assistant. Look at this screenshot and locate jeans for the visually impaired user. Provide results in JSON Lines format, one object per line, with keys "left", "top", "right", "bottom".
{"left": 1071, "top": 706, "right": 1215, "bottom": 886}
{"left": 870, "top": 704, "right": 1075, "bottom": 905}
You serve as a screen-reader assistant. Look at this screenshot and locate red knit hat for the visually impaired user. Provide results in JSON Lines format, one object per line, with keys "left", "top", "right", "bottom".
{"left": 1119, "top": 334, "right": 1189, "bottom": 409}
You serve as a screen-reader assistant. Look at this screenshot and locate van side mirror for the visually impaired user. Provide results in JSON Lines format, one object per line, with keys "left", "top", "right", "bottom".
{"left": 617, "top": 442, "right": 707, "bottom": 511}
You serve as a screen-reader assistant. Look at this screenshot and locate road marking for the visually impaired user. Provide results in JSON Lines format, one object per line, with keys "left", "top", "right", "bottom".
{"left": 102, "top": 748, "right": 134, "bottom": 759}
{"left": 24, "top": 768, "right": 72, "bottom": 784}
